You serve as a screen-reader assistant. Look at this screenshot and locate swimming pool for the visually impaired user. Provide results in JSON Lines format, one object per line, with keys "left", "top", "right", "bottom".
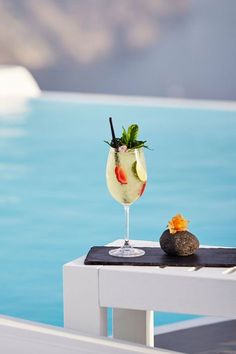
{"left": 0, "top": 95, "right": 236, "bottom": 329}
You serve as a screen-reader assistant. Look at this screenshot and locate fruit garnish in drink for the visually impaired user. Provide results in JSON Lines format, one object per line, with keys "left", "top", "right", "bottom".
{"left": 132, "top": 161, "right": 147, "bottom": 182}
{"left": 115, "top": 165, "right": 128, "bottom": 184}
{"left": 139, "top": 182, "right": 146, "bottom": 196}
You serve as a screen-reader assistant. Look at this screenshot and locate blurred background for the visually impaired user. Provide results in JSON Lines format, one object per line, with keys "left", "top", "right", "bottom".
{"left": 0, "top": 0, "right": 236, "bottom": 100}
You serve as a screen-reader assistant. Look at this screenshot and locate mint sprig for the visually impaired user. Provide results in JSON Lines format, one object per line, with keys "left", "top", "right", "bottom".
{"left": 105, "top": 124, "right": 149, "bottom": 150}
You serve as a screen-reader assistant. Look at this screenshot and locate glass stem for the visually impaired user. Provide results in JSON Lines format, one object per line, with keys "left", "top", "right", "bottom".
{"left": 124, "top": 204, "right": 130, "bottom": 247}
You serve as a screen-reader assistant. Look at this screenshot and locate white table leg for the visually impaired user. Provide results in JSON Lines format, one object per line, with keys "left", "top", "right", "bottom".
{"left": 113, "top": 309, "right": 154, "bottom": 347}
{"left": 63, "top": 263, "right": 107, "bottom": 337}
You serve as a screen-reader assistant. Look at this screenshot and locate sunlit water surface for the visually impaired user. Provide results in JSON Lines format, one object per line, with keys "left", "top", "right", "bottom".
{"left": 0, "top": 97, "right": 235, "bottom": 329}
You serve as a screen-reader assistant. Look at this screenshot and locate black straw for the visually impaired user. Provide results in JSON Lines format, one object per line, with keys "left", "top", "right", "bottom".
{"left": 109, "top": 117, "right": 118, "bottom": 151}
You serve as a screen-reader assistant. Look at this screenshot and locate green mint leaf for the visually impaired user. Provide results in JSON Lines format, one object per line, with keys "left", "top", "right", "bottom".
{"left": 128, "top": 124, "right": 139, "bottom": 146}
{"left": 132, "top": 140, "right": 145, "bottom": 148}
{"left": 121, "top": 127, "right": 128, "bottom": 145}
{"left": 104, "top": 140, "right": 111, "bottom": 146}
{"left": 104, "top": 138, "right": 123, "bottom": 148}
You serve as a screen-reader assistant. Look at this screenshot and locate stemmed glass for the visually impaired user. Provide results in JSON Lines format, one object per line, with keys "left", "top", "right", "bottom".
{"left": 106, "top": 146, "right": 147, "bottom": 257}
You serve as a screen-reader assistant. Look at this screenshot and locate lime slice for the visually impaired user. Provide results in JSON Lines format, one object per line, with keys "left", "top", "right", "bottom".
{"left": 133, "top": 161, "right": 147, "bottom": 182}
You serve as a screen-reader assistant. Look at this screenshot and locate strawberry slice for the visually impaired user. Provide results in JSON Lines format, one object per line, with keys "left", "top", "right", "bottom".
{"left": 115, "top": 165, "right": 128, "bottom": 184}
{"left": 139, "top": 182, "right": 146, "bottom": 196}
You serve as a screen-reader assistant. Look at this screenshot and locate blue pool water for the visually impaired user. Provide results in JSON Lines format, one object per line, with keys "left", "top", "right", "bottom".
{"left": 0, "top": 96, "right": 236, "bottom": 329}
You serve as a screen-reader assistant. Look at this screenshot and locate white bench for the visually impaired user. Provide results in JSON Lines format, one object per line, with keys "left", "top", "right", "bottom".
{"left": 63, "top": 240, "right": 236, "bottom": 347}
{"left": 0, "top": 315, "right": 181, "bottom": 354}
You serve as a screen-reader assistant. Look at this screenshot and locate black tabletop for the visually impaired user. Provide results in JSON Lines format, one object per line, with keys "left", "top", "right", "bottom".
{"left": 84, "top": 246, "right": 236, "bottom": 267}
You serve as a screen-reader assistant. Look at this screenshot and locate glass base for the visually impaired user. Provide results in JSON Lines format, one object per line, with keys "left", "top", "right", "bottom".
{"left": 109, "top": 246, "right": 145, "bottom": 258}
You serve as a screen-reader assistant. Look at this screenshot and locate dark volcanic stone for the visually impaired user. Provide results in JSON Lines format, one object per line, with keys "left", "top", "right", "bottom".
{"left": 160, "top": 230, "right": 199, "bottom": 256}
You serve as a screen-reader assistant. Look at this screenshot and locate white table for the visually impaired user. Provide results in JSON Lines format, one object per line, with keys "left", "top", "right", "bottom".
{"left": 63, "top": 240, "right": 236, "bottom": 347}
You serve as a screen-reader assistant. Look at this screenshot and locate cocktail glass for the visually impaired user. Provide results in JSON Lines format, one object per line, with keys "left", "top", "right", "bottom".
{"left": 106, "top": 147, "right": 147, "bottom": 257}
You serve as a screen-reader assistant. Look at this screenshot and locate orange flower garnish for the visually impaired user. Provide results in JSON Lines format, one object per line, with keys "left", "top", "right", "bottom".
{"left": 168, "top": 214, "right": 189, "bottom": 234}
